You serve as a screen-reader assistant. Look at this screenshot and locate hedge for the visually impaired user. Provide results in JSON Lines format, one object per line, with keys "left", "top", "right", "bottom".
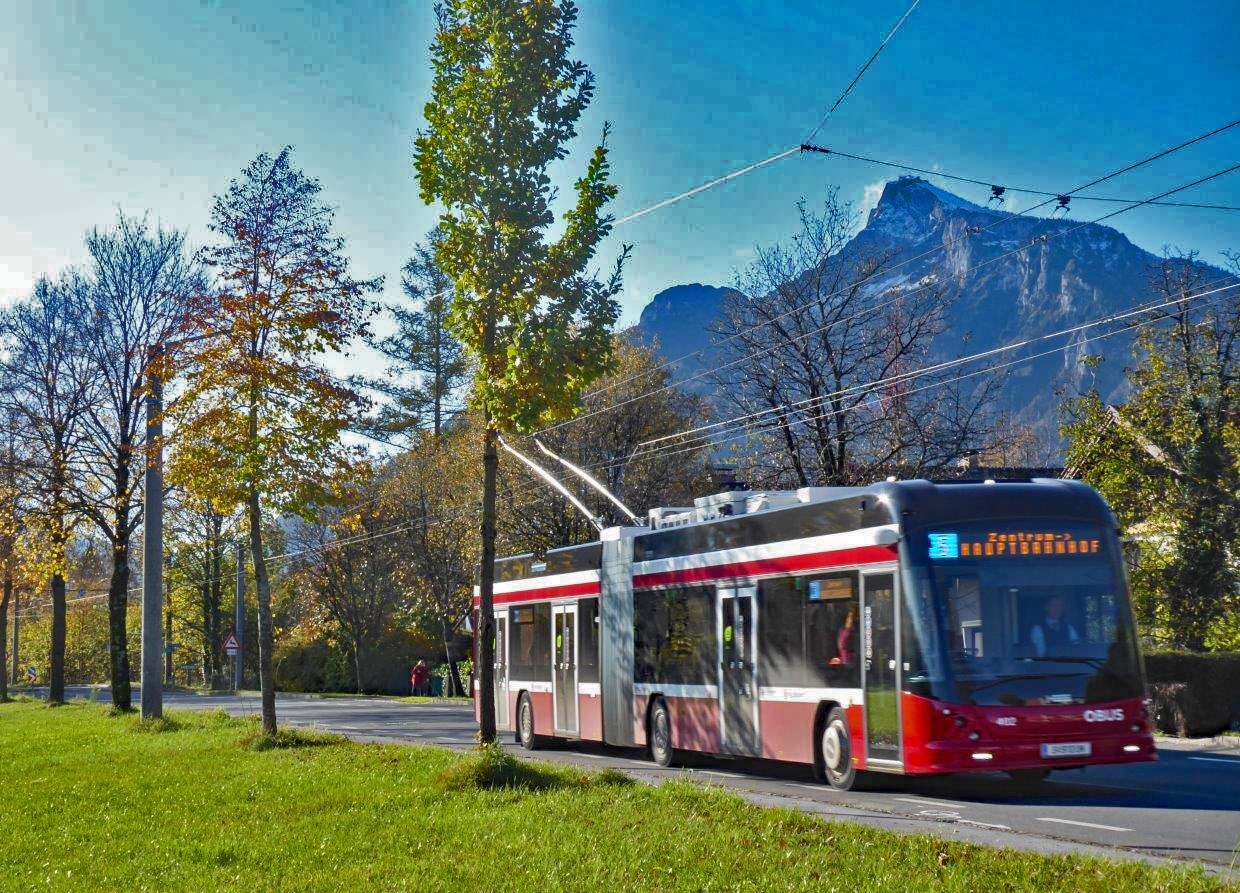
{"left": 1144, "top": 651, "right": 1240, "bottom": 737}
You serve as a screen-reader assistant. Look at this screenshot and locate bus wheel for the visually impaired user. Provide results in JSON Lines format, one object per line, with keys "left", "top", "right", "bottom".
{"left": 819, "top": 706, "right": 857, "bottom": 791}
{"left": 1006, "top": 768, "right": 1050, "bottom": 786}
{"left": 648, "top": 697, "right": 674, "bottom": 767}
{"left": 517, "top": 692, "right": 537, "bottom": 750}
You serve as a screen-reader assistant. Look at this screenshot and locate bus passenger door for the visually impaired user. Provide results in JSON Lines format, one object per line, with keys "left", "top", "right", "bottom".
{"left": 862, "top": 572, "right": 900, "bottom": 765}
{"left": 718, "top": 585, "right": 759, "bottom": 756}
{"left": 494, "top": 610, "right": 509, "bottom": 729}
{"left": 553, "top": 604, "right": 579, "bottom": 734}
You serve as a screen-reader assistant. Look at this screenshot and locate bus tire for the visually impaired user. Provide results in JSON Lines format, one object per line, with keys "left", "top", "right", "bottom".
{"left": 648, "top": 697, "right": 674, "bottom": 767}
{"left": 819, "top": 706, "right": 857, "bottom": 791}
{"left": 517, "top": 692, "right": 537, "bottom": 751}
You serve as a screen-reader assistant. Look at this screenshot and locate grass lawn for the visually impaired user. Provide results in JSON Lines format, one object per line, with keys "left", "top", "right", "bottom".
{"left": 0, "top": 699, "right": 1230, "bottom": 893}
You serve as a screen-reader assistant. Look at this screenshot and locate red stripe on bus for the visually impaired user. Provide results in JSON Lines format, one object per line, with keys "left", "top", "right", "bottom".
{"left": 632, "top": 544, "right": 898, "bottom": 589}
{"left": 472, "top": 581, "right": 602, "bottom": 606}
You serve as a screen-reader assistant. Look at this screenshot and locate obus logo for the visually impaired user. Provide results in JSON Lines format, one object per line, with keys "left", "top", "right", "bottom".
{"left": 1083, "top": 708, "right": 1124, "bottom": 722}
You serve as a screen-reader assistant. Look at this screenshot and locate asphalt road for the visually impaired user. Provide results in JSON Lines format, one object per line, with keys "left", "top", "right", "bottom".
{"left": 51, "top": 686, "right": 1240, "bottom": 872}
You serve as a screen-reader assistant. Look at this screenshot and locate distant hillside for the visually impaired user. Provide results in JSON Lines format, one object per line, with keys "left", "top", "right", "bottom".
{"left": 634, "top": 283, "right": 741, "bottom": 385}
{"left": 635, "top": 176, "right": 1232, "bottom": 440}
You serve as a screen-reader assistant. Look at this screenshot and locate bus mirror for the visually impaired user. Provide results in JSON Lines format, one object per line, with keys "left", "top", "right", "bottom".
{"left": 873, "top": 528, "right": 900, "bottom": 546}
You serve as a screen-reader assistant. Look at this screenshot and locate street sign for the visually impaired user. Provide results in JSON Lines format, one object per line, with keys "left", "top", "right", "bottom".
{"left": 164, "top": 642, "right": 182, "bottom": 655}
{"left": 223, "top": 632, "right": 240, "bottom": 656}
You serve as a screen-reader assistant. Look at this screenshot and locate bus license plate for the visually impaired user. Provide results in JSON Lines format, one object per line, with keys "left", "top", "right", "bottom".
{"left": 1041, "top": 742, "right": 1091, "bottom": 758}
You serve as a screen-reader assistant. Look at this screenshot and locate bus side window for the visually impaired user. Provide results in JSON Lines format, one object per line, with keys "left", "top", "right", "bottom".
{"left": 578, "top": 597, "right": 600, "bottom": 684}
{"left": 758, "top": 577, "right": 805, "bottom": 686}
{"left": 805, "top": 572, "right": 859, "bottom": 687}
{"left": 900, "top": 581, "right": 933, "bottom": 696}
{"left": 633, "top": 590, "right": 665, "bottom": 683}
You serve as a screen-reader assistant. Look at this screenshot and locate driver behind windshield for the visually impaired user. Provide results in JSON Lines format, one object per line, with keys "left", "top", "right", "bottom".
{"left": 1029, "top": 594, "right": 1080, "bottom": 657}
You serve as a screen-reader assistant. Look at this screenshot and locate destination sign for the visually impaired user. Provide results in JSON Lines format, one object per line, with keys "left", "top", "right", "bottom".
{"left": 928, "top": 531, "right": 1101, "bottom": 559}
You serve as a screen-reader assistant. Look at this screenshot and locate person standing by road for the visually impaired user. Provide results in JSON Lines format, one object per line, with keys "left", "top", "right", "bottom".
{"left": 411, "top": 660, "right": 430, "bottom": 697}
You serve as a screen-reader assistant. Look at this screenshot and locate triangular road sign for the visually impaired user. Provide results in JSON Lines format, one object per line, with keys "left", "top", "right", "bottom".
{"left": 223, "top": 632, "right": 240, "bottom": 652}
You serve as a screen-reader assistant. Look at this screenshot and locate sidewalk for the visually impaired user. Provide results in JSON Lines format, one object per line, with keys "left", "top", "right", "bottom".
{"left": 1155, "top": 733, "right": 1240, "bottom": 754}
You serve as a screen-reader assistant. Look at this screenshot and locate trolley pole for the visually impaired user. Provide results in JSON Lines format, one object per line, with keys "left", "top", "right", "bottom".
{"left": 140, "top": 347, "right": 164, "bottom": 720}
{"left": 234, "top": 541, "right": 245, "bottom": 690}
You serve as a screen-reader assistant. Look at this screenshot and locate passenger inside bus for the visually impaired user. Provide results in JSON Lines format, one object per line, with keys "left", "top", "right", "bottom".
{"left": 829, "top": 608, "right": 857, "bottom": 668}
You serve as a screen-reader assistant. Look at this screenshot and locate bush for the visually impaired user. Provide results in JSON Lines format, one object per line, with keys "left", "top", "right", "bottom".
{"left": 436, "top": 741, "right": 633, "bottom": 793}
{"left": 1144, "top": 651, "right": 1240, "bottom": 737}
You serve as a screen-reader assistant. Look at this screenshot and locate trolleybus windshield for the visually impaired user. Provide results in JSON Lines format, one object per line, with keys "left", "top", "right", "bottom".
{"left": 920, "top": 521, "right": 1142, "bottom": 707}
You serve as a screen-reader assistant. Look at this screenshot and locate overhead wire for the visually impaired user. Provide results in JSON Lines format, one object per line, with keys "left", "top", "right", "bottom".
{"left": 801, "top": 144, "right": 1240, "bottom": 212}
{"left": 804, "top": 0, "right": 922, "bottom": 144}
{"left": 530, "top": 150, "right": 1240, "bottom": 437}
{"left": 558, "top": 277, "right": 1240, "bottom": 479}
{"left": 548, "top": 118, "right": 1240, "bottom": 413}
{"left": 398, "top": 0, "right": 925, "bottom": 352}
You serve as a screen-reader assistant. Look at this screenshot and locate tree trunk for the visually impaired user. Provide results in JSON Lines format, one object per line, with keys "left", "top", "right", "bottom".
{"left": 441, "top": 616, "right": 462, "bottom": 697}
{"left": 107, "top": 538, "right": 133, "bottom": 710}
{"left": 353, "top": 641, "right": 364, "bottom": 695}
{"left": 49, "top": 573, "right": 66, "bottom": 704}
{"left": 247, "top": 488, "right": 277, "bottom": 736}
{"left": 477, "top": 421, "right": 498, "bottom": 742}
{"left": 0, "top": 573, "right": 9, "bottom": 702}
{"left": 201, "top": 571, "right": 214, "bottom": 689}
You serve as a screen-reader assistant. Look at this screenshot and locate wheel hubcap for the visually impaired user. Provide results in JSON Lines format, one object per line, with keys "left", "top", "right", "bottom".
{"left": 823, "top": 723, "right": 843, "bottom": 771}
{"left": 521, "top": 704, "right": 531, "bottom": 740}
{"left": 654, "top": 714, "right": 669, "bottom": 755}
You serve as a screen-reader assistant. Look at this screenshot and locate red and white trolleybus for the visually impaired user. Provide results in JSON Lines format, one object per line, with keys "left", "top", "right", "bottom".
{"left": 473, "top": 478, "right": 1155, "bottom": 789}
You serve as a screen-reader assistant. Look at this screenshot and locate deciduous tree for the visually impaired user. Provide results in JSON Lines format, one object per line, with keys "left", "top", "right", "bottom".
{"left": 711, "top": 194, "right": 998, "bottom": 488}
{"left": 74, "top": 212, "right": 202, "bottom": 710}
{"left": 170, "top": 147, "right": 380, "bottom": 735}
{"left": 415, "top": 0, "right": 628, "bottom": 741}
{"left": 0, "top": 276, "right": 94, "bottom": 704}
{"left": 1064, "top": 252, "right": 1240, "bottom": 650}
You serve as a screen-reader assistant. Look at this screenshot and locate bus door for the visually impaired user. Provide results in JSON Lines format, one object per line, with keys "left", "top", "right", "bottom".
{"left": 718, "top": 585, "right": 759, "bottom": 756}
{"left": 552, "top": 604, "right": 578, "bottom": 734}
{"left": 494, "top": 609, "right": 509, "bottom": 728}
{"left": 861, "top": 572, "right": 900, "bottom": 764}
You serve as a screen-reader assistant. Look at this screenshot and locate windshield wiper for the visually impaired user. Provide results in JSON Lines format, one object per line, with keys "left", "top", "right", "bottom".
{"left": 1027, "top": 655, "right": 1104, "bottom": 666}
{"left": 963, "top": 672, "right": 1082, "bottom": 695}
{"left": 1029, "top": 655, "right": 1136, "bottom": 686}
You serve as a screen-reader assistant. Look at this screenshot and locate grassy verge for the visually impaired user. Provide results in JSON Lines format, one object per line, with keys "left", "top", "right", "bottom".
{"left": 0, "top": 701, "right": 1229, "bottom": 893}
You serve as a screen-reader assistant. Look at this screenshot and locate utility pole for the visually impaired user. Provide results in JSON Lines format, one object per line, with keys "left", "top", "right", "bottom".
{"left": 3, "top": 413, "right": 14, "bottom": 696}
{"left": 10, "top": 590, "right": 18, "bottom": 687}
{"left": 234, "top": 541, "right": 244, "bottom": 690}
{"left": 140, "top": 346, "right": 164, "bottom": 719}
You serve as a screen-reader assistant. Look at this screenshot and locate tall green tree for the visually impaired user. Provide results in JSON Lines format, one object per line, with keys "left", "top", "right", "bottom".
{"left": 1063, "top": 252, "right": 1240, "bottom": 650}
{"left": 415, "top": 0, "right": 628, "bottom": 741}
{"left": 170, "top": 147, "right": 380, "bottom": 735}
{"left": 358, "top": 229, "right": 469, "bottom": 442}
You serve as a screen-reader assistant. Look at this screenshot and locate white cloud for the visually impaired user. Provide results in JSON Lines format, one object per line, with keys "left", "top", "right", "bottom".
{"left": 0, "top": 260, "right": 35, "bottom": 306}
{"left": 858, "top": 179, "right": 887, "bottom": 220}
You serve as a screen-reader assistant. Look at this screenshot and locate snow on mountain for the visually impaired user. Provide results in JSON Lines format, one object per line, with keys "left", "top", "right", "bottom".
{"left": 635, "top": 177, "right": 1232, "bottom": 447}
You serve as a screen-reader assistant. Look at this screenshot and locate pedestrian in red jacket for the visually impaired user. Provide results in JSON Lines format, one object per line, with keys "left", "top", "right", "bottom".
{"left": 411, "top": 660, "right": 430, "bottom": 696}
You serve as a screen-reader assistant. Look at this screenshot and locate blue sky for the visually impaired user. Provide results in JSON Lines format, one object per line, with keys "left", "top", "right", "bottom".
{"left": 3, "top": 0, "right": 1238, "bottom": 352}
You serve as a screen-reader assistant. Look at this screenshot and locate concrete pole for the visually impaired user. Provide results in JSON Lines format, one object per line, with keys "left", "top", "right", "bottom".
{"left": 140, "top": 352, "right": 164, "bottom": 719}
{"left": 234, "top": 541, "right": 244, "bottom": 691}
{"left": 10, "top": 589, "right": 18, "bottom": 686}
